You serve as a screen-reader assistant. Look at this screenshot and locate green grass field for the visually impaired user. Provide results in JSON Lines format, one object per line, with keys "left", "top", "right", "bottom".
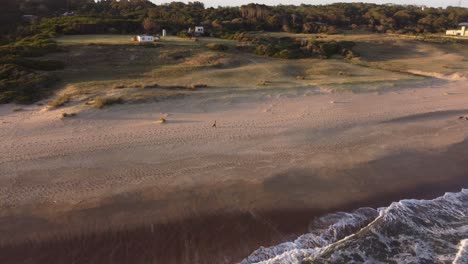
{"left": 56, "top": 35, "right": 135, "bottom": 45}
{"left": 55, "top": 35, "right": 237, "bottom": 47}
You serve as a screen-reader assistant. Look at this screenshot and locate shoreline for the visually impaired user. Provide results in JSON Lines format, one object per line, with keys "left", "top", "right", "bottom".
{"left": 1, "top": 180, "right": 467, "bottom": 264}
{"left": 1, "top": 135, "right": 468, "bottom": 263}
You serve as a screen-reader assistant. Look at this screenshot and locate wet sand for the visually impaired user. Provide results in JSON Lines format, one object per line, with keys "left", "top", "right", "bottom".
{"left": 1, "top": 80, "right": 468, "bottom": 263}
{"left": 1, "top": 150, "right": 467, "bottom": 264}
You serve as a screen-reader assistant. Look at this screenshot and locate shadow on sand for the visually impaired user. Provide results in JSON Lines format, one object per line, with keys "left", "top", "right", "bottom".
{"left": 1, "top": 139, "right": 468, "bottom": 264}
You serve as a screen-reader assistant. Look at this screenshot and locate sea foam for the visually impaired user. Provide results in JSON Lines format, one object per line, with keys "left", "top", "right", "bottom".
{"left": 242, "top": 189, "right": 468, "bottom": 264}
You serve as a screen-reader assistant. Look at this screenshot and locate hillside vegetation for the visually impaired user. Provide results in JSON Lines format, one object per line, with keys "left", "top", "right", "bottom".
{"left": 0, "top": 1, "right": 467, "bottom": 104}
{"left": 28, "top": 33, "right": 463, "bottom": 112}
{"left": 2, "top": 1, "right": 467, "bottom": 39}
{"left": 0, "top": 34, "right": 64, "bottom": 104}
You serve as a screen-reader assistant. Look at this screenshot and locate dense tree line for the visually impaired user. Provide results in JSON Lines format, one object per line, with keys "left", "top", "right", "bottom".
{"left": 2, "top": 1, "right": 467, "bottom": 39}
{"left": 0, "top": 0, "right": 21, "bottom": 38}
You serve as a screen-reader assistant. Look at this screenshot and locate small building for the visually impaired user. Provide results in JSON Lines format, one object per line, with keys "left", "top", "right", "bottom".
{"left": 137, "top": 35, "right": 154, "bottom": 42}
{"left": 188, "top": 26, "right": 205, "bottom": 36}
{"left": 446, "top": 23, "right": 468, "bottom": 37}
{"left": 194, "top": 26, "right": 204, "bottom": 35}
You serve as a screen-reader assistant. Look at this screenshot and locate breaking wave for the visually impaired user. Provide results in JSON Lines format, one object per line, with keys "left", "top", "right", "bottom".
{"left": 242, "top": 189, "right": 468, "bottom": 264}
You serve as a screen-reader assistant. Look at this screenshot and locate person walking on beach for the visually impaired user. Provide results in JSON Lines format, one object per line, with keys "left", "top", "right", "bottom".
{"left": 212, "top": 120, "right": 217, "bottom": 128}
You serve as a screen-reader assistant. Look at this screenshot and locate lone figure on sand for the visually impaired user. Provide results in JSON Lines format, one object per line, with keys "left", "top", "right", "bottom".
{"left": 212, "top": 121, "right": 217, "bottom": 128}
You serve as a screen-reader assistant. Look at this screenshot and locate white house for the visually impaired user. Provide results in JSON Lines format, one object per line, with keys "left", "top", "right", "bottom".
{"left": 194, "top": 26, "right": 204, "bottom": 35}
{"left": 446, "top": 23, "right": 468, "bottom": 37}
{"left": 189, "top": 26, "right": 205, "bottom": 36}
{"left": 137, "top": 35, "right": 154, "bottom": 42}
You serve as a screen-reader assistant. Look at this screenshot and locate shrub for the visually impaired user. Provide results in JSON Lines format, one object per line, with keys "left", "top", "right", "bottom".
{"left": 0, "top": 35, "right": 63, "bottom": 105}
{"left": 190, "top": 84, "right": 207, "bottom": 89}
{"left": 143, "top": 83, "right": 159, "bottom": 88}
{"left": 344, "top": 50, "right": 360, "bottom": 59}
{"left": 229, "top": 34, "right": 356, "bottom": 60}
{"left": 177, "top": 31, "right": 189, "bottom": 38}
{"left": 338, "top": 41, "right": 356, "bottom": 50}
{"left": 130, "top": 83, "right": 143, "bottom": 88}
{"left": 113, "top": 84, "right": 126, "bottom": 89}
{"left": 93, "top": 96, "right": 123, "bottom": 109}
{"left": 319, "top": 41, "right": 339, "bottom": 58}
{"left": 273, "top": 49, "right": 290, "bottom": 59}
{"left": 254, "top": 44, "right": 267, "bottom": 55}
{"left": 62, "top": 112, "right": 77, "bottom": 118}
{"left": 0, "top": 64, "right": 58, "bottom": 104}
{"left": 338, "top": 71, "right": 352, "bottom": 76}
{"left": 206, "top": 43, "right": 229, "bottom": 51}
{"left": 255, "top": 44, "right": 278, "bottom": 56}
{"left": 48, "top": 94, "right": 70, "bottom": 108}
{"left": 273, "top": 49, "right": 300, "bottom": 59}
{"left": 0, "top": 34, "right": 60, "bottom": 57}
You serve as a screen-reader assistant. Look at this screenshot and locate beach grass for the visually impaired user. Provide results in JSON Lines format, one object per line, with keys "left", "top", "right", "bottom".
{"left": 42, "top": 33, "right": 467, "bottom": 110}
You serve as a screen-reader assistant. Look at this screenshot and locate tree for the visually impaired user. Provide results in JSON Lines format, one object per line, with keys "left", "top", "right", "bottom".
{"left": 142, "top": 18, "right": 158, "bottom": 33}
{"left": 393, "top": 10, "right": 413, "bottom": 28}
{"left": 0, "top": 0, "right": 21, "bottom": 35}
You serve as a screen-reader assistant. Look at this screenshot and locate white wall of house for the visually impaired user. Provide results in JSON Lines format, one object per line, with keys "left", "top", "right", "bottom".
{"left": 137, "top": 35, "right": 154, "bottom": 42}
{"left": 195, "top": 27, "right": 204, "bottom": 34}
{"left": 446, "top": 26, "right": 467, "bottom": 36}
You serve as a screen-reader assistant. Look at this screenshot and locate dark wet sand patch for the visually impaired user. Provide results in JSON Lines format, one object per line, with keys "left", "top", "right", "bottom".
{"left": 383, "top": 109, "right": 468, "bottom": 124}
{"left": 1, "top": 180, "right": 467, "bottom": 264}
{"left": 1, "top": 139, "right": 468, "bottom": 264}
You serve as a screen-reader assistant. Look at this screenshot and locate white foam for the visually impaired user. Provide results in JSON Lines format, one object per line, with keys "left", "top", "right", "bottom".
{"left": 241, "top": 189, "right": 468, "bottom": 264}
{"left": 453, "top": 239, "right": 468, "bottom": 264}
{"left": 241, "top": 208, "right": 379, "bottom": 264}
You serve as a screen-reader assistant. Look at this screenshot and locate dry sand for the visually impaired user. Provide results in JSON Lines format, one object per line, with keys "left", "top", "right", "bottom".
{"left": 1, "top": 79, "right": 468, "bottom": 263}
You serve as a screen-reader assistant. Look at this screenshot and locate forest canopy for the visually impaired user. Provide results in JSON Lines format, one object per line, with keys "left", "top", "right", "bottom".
{"left": 1, "top": 0, "right": 467, "bottom": 39}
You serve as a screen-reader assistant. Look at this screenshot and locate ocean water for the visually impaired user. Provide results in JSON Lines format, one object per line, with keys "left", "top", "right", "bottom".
{"left": 242, "top": 189, "right": 468, "bottom": 264}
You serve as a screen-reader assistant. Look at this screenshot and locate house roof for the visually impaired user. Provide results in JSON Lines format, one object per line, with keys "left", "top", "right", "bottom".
{"left": 459, "top": 22, "right": 468, "bottom": 26}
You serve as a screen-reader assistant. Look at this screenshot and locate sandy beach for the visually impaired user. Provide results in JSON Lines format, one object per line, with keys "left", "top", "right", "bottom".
{"left": 1, "top": 78, "right": 468, "bottom": 263}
